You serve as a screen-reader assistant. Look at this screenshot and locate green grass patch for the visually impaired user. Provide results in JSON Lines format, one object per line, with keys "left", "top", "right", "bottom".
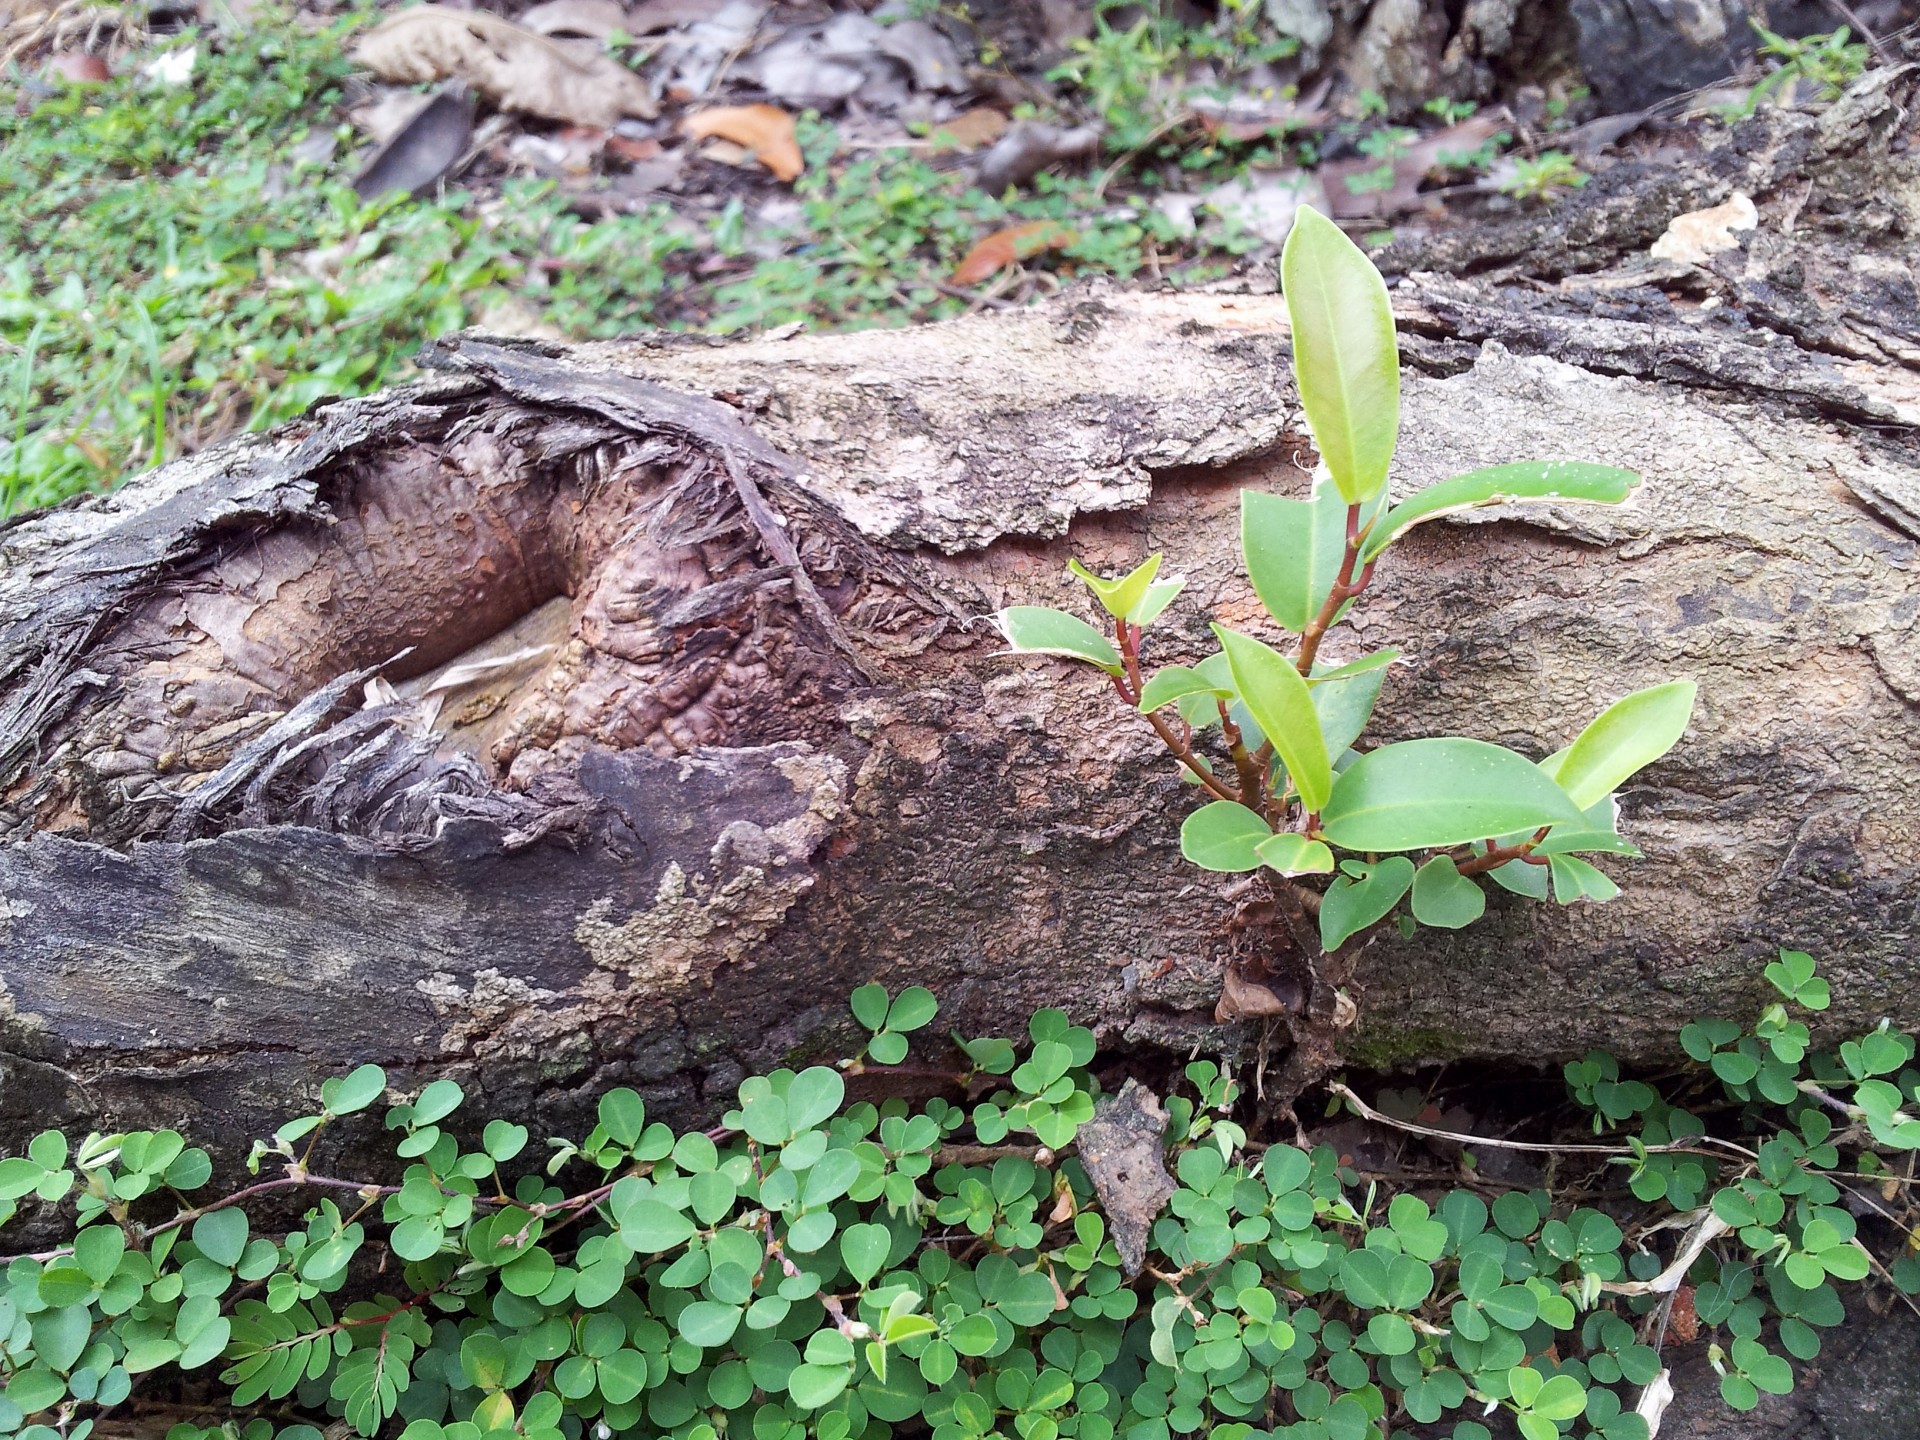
{"left": 0, "top": 10, "right": 1271, "bottom": 517}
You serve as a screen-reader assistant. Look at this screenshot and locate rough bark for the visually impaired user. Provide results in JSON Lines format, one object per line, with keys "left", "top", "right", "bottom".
{"left": 2, "top": 73, "right": 1917, "bottom": 1147}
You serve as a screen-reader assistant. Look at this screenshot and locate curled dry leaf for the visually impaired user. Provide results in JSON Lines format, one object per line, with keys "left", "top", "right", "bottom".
{"left": 351, "top": 87, "right": 475, "bottom": 201}
{"left": 353, "top": 5, "right": 658, "bottom": 129}
{"left": 1649, "top": 192, "right": 1757, "bottom": 263}
{"left": 45, "top": 50, "right": 111, "bottom": 84}
{"left": 681, "top": 103, "right": 802, "bottom": 181}
{"left": 1320, "top": 114, "right": 1499, "bottom": 219}
{"left": 929, "top": 106, "right": 1008, "bottom": 151}
{"left": 1073, "top": 1080, "right": 1176, "bottom": 1278}
{"left": 516, "top": 0, "right": 628, "bottom": 39}
{"left": 977, "top": 119, "right": 1101, "bottom": 194}
{"left": 950, "top": 219, "right": 1076, "bottom": 286}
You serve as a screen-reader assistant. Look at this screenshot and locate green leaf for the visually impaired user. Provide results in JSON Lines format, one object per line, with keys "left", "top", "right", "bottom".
{"left": 598, "top": 1088, "right": 646, "bottom": 1147}
{"left": 411, "top": 1079, "right": 464, "bottom": 1126}
{"left": 1214, "top": 624, "right": 1331, "bottom": 810}
{"left": 787, "top": 1362, "right": 852, "bottom": 1409}
{"left": 1281, "top": 206, "right": 1399, "bottom": 506}
{"left": 786, "top": 1067, "right": 845, "bottom": 1133}
{"left": 1310, "top": 661, "right": 1384, "bottom": 758}
{"left": 0, "top": 1157, "right": 46, "bottom": 1200}
{"left": 1068, "top": 554, "right": 1164, "bottom": 621}
{"left": 73, "top": 1223, "right": 125, "bottom": 1285}
{"left": 994, "top": 606, "right": 1122, "bottom": 675}
{"left": 850, "top": 984, "right": 890, "bottom": 1032}
{"left": 192, "top": 1209, "right": 249, "bottom": 1268}
{"left": 461, "top": 1333, "right": 509, "bottom": 1390}
{"left": 678, "top": 1301, "right": 743, "bottom": 1348}
{"left": 1130, "top": 577, "right": 1187, "bottom": 627}
{"left": 1361, "top": 461, "right": 1641, "bottom": 561}
{"left": 1312, "top": 649, "right": 1400, "bottom": 683}
{"left": 1532, "top": 1374, "right": 1588, "bottom": 1421}
{"left": 947, "top": 1313, "right": 998, "bottom": 1356}
{"left": 1533, "top": 829, "right": 1641, "bottom": 857}
{"left": 1550, "top": 682, "right": 1697, "bottom": 810}
{"left": 840, "top": 1224, "right": 892, "bottom": 1285}
{"left": 6, "top": 1368, "right": 65, "bottom": 1415}
{"left": 1180, "top": 801, "right": 1271, "bottom": 872}
{"left": 1319, "top": 857, "right": 1415, "bottom": 949}
{"left": 1138, "top": 665, "right": 1229, "bottom": 714}
{"left": 1254, "top": 832, "right": 1336, "bottom": 876}
{"left": 1409, "top": 856, "right": 1486, "bottom": 929}
{"left": 617, "top": 1197, "right": 697, "bottom": 1253}
{"left": 321, "top": 1064, "right": 387, "bottom": 1115}
{"left": 32, "top": 1304, "right": 90, "bottom": 1372}
{"left": 1242, "top": 481, "right": 1349, "bottom": 633}
{"left": 866, "top": 1032, "right": 908, "bottom": 1066}
{"left": 37, "top": 1264, "right": 95, "bottom": 1308}
{"left": 483, "top": 1120, "right": 529, "bottom": 1162}
{"left": 391, "top": 1216, "right": 445, "bottom": 1262}
{"left": 1487, "top": 857, "right": 1549, "bottom": 900}
{"left": 1319, "top": 738, "right": 1587, "bottom": 851}
{"left": 886, "top": 987, "right": 938, "bottom": 1032}
{"left": 1547, "top": 854, "right": 1621, "bottom": 904}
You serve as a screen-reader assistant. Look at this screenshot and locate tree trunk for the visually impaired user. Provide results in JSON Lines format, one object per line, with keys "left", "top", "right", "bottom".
{"left": 3, "top": 73, "right": 1917, "bottom": 1147}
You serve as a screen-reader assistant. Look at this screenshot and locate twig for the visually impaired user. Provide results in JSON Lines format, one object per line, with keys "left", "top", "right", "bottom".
{"left": 720, "top": 448, "right": 871, "bottom": 680}
{"left": 1328, "top": 1082, "right": 1758, "bottom": 1161}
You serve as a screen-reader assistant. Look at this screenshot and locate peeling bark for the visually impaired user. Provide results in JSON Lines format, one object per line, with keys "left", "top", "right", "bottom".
{"left": 2, "top": 78, "right": 1918, "bottom": 1146}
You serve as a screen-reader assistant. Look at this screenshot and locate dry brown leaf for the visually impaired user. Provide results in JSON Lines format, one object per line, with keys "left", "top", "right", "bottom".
{"left": 951, "top": 219, "right": 1075, "bottom": 286}
{"left": 1649, "top": 192, "right": 1757, "bottom": 263}
{"left": 353, "top": 5, "right": 657, "bottom": 129}
{"left": 682, "top": 104, "right": 802, "bottom": 182}
{"left": 623, "top": 0, "right": 728, "bottom": 33}
{"left": 45, "top": 49, "right": 110, "bottom": 83}
{"left": 605, "top": 133, "right": 662, "bottom": 163}
{"left": 929, "top": 106, "right": 1008, "bottom": 152}
{"left": 516, "top": 0, "right": 628, "bottom": 38}
{"left": 1073, "top": 1081, "right": 1175, "bottom": 1277}
{"left": 1320, "top": 115, "right": 1499, "bottom": 219}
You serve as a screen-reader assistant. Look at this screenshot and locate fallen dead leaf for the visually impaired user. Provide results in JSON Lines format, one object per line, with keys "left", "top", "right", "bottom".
{"left": 44, "top": 49, "right": 110, "bottom": 83}
{"left": 353, "top": 5, "right": 658, "bottom": 128}
{"left": 605, "top": 133, "right": 662, "bottom": 163}
{"left": 351, "top": 87, "right": 474, "bottom": 200}
{"left": 929, "top": 106, "right": 1008, "bottom": 151}
{"left": 1073, "top": 1080, "right": 1176, "bottom": 1277}
{"left": 1203, "top": 169, "right": 1328, "bottom": 246}
{"left": 516, "top": 0, "right": 628, "bottom": 38}
{"left": 1634, "top": 1370, "right": 1675, "bottom": 1438}
{"left": 977, "top": 119, "right": 1101, "bottom": 193}
{"left": 1649, "top": 192, "right": 1757, "bottom": 263}
{"left": 1667, "top": 1285, "right": 1698, "bottom": 1342}
{"left": 682, "top": 103, "right": 802, "bottom": 181}
{"left": 1320, "top": 115, "right": 1499, "bottom": 219}
{"left": 624, "top": 0, "right": 728, "bottom": 33}
{"left": 951, "top": 219, "right": 1076, "bottom": 285}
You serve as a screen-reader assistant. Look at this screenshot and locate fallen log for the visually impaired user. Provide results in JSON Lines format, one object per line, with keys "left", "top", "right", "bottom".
{"left": 2, "top": 72, "right": 1917, "bottom": 1146}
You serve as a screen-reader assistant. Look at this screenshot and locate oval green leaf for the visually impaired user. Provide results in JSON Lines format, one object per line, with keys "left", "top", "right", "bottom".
{"left": 1551, "top": 681, "right": 1697, "bottom": 810}
{"left": 1362, "top": 461, "right": 1642, "bottom": 561}
{"left": 994, "top": 606, "right": 1121, "bottom": 675}
{"left": 1280, "top": 206, "right": 1399, "bottom": 506}
{"left": 1547, "top": 854, "right": 1621, "bottom": 905}
{"left": 1138, "top": 665, "right": 1228, "bottom": 715}
{"left": 1319, "top": 856, "right": 1415, "bottom": 950}
{"left": 1319, "top": 738, "right": 1587, "bottom": 852}
{"left": 1214, "top": 624, "right": 1331, "bottom": 811}
{"left": 1254, "top": 832, "right": 1335, "bottom": 876}
{"left": 1409, "top": 856, "right": 1486, "bottom": 930}
{"left": 1242, "top": 482, "right": 1348, "bottom": 634}
{"left": 1068, "top": 554, "right": 1162, "bottom": 620}
{"left": 1180, "top": 801, "right": 1272, "bottom": 873}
